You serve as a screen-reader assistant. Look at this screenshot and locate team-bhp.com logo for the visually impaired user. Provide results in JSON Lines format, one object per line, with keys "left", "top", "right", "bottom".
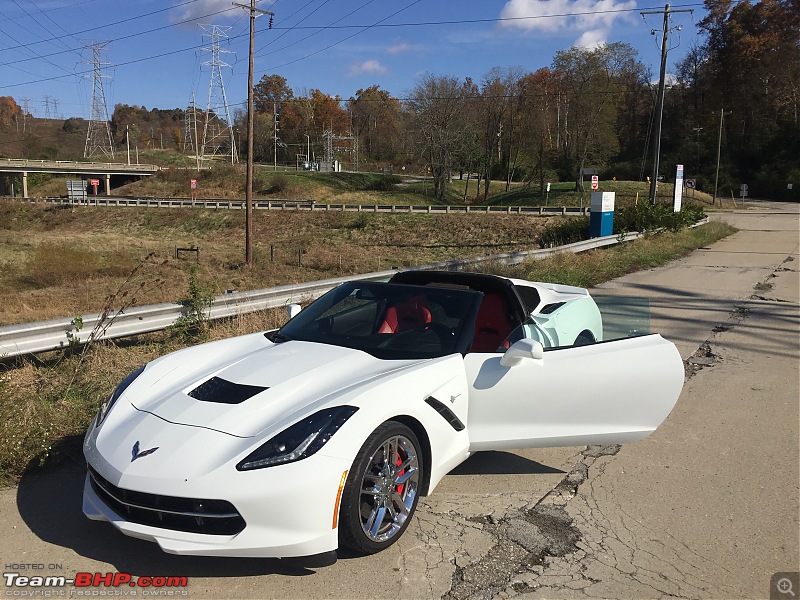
{"left": 4, "top": 571, "right": 188, "bottom": 596}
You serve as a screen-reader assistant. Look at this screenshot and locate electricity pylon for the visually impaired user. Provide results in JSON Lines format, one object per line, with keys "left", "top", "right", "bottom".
{"left": 183, "top": 93, "right": 198, "bottom": 153}
{"left": 83, "top": 41, "right": 115, "bottom": 160}
{"left": 199, "top": 25, "right": 237, "bottom": 165}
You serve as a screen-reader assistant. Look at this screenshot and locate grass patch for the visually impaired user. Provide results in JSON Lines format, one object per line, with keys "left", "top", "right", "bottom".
{"left": 490, "top": 221, "right": 736, "bottom": 288}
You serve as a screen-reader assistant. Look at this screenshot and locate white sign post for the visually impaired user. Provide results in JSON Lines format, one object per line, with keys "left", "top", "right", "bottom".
{"left": 673, "top": 164, "right": 684, "bottom": 212}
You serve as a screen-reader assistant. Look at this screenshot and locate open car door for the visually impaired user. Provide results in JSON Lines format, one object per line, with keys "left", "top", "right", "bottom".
{"left": 463, "top": 334, "right": 684, "bottom": 451}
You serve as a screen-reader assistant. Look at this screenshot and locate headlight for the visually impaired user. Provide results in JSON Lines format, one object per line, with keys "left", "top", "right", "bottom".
{"left": 95, "top": 366, "right": 146, "bottom": 428}
{"left": 237, "top": 406, "right": 358, "bottom": 471}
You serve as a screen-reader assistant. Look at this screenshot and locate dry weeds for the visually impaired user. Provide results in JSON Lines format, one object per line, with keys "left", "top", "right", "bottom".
{"left": 0, "top": 200, "right": 550, "bottom": 325}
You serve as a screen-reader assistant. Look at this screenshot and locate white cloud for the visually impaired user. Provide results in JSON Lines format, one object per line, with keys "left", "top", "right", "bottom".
{"left": 348, "top": 60, "right": 388, "bottom": 77}
{"left": 574, "top": 29, "right": 607, "bottom": 49}
{"left": 387, "top": 42, "right": 412, "bottom": 55}
{"left": 499, "top": 0, "right": 637, "bottom": 46}
{"left": 171, "top": 0, "right": 264, "bottom": 25}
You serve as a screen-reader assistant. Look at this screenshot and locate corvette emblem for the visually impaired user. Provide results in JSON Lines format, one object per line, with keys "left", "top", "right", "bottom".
{"left": 131, "top": 441, "right": 159, "bottom": 462}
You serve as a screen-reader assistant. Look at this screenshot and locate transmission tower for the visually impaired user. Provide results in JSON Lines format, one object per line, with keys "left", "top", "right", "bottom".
{"left": 199, "top": 25, "right": 237, "bottom": 165}
{"left": 83, "top": 42, "right": 115, "bottom": 160}
{"left": 43, "top": 95, "right": 52, "bottom": 120}
{"left": 20, "top": 98, "right": 31, "bottom": 132}
{"left": 183, "top": 93, "right": 198, "bottom": 153}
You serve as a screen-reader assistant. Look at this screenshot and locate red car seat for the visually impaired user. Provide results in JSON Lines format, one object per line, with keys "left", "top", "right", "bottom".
{"left": 378, "top": 295, "right": 432, "bottom": 334}
{"left": 471, "top": 294, "right": 515, "bottom": 352}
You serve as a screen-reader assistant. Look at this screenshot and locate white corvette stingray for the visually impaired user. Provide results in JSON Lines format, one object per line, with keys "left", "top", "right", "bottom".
{"left": 83, "top": 271, "right": 684, "bottom": 565}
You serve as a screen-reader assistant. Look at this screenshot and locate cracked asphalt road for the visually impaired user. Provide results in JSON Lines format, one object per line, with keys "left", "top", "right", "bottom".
{"left": 1, "top": 203, "right": 797, "bottom": 599}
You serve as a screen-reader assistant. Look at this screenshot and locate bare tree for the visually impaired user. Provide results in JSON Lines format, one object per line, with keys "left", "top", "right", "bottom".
{"left": 406, "top": 74, "right": 466, "bottom": 201}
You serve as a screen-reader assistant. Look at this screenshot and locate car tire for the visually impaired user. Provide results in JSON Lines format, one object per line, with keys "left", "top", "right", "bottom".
{"left": 338, "top": 422, "right": 423, "bottom": 554}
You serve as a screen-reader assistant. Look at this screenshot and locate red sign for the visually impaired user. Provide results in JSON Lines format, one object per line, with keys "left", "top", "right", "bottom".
{"left": 190, "top": 180, "right": 197, "bottom": 189}
{"left": 591, "top": 175, "right": 599, "bottom": 190}
{"left": 89, "top": 179, "right": 100, "bottom": 186}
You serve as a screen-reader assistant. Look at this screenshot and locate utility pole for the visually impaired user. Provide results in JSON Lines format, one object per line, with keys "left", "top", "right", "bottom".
{"left": 126, "top": 124, "right": 130, "bottom": 165}
{"left": 234, "top": 0, "right": 273, "bottom": 267}
{"left": 714, "top": 109, "right": 731, "bottom": 206}
{"left": 641, "top": 4, "right": 692, "bottom": 205}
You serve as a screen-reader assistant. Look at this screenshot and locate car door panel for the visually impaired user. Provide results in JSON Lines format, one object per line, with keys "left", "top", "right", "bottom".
{"left": 464, "top": 334, "right": 684, "bottom": 451}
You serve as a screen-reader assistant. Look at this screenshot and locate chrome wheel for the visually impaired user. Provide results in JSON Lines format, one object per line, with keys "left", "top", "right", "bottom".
{"left": 339, "top": 422, "right": 424, "bottom": 554}
{"left": 358, "top": 434, "right": 420, "bottom": 543}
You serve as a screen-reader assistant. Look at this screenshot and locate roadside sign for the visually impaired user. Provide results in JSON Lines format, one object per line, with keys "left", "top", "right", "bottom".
{"left": 190, "top": 179, "right": 197, "bottom": 189}
{"left": 89, "top": 179, "right": 99, "bottom": 197}
{"left": 591, "top": 175, "right": 599, "bottom": 190}
{"left": 740, "top": 183, "right": 748, "bottom": 198}
{"left": 546, "top": 182, "right": 551, "bottom": 192}
{"left": 674, "top": 165, "right": 684, "bottom": 212}
{"left": 685, "top": 178, "right": 696, "bottom": 189}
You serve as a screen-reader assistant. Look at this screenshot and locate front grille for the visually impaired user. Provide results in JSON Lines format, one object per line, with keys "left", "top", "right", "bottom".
{"left": 88, "top": 466, "right": 246, "bottom": 536}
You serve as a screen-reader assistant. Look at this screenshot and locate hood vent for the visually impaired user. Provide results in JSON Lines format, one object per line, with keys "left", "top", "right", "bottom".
{"left": 188, "top": 377, "right": 267, "bottom": 405}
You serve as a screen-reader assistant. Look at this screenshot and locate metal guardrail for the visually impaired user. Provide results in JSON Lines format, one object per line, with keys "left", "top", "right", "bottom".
{"left": 0, "top": 230, "right": 658, "bottom": 359}
{"left": 15, "top": 196, "right": 590, "bottom": 215}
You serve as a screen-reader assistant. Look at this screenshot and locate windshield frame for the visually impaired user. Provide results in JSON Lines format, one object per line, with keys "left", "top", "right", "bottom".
{"left": 269, "top": 281, "right": 483, "bottom": 360}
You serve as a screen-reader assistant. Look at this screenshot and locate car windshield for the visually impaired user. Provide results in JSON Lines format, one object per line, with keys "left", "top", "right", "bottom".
{"left": 272, "top": 281, "right": 482, "bottom": 359}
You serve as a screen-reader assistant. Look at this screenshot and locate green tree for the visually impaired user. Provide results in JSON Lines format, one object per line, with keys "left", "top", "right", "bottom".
{"left": 347, "top": 85, "right": 403, "bottom": 162}
{"left": 552, "top": 43, "right": 644, "bottom": 188}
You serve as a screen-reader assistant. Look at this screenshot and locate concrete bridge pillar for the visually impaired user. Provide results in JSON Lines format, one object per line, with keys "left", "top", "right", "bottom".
{"left": 22, "top": 171, "right": 28, "bottom": 198}
{"left": 104, "top": 173, "right": 111, "bottom": 195}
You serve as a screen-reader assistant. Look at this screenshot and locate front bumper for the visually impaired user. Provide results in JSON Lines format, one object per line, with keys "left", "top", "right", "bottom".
{"left": 83, "top": 451, "right": 350, "bottom": 558}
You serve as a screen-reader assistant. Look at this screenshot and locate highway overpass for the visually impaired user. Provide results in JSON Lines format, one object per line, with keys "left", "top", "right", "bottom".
{"left": 0, "top": 158, "right": 161, "bottom": 197}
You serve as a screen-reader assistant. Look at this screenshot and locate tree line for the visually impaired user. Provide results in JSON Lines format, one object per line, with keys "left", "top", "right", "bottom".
{"left": 1, "top": 0, "right": 796, "bottom": 200}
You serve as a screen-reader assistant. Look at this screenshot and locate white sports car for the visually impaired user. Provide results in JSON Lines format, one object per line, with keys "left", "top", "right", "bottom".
{"left": 83, "top": 271, "right": 684, "bottom": 565}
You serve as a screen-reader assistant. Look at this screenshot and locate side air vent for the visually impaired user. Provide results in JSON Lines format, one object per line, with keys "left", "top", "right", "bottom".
{"left": 425, "top": 396, "right": 465, "bottom": 432}
{"left": 188, "top": 377, "right": 267, "bottom": 404}
{"left": 539, "top": 302, "right": 566, "bottom": 314}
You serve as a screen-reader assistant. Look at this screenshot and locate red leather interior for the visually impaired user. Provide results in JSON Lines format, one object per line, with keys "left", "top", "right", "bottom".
{"left": 471, "top": 294, "right": 515, "bottom": 352}
{"left": 378, "top": 295, "right": 431, "bottom": 333}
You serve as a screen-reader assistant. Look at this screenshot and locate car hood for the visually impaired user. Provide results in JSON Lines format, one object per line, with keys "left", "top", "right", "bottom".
{"left": 129, "top": 340, "right": 422, "bottom": 438}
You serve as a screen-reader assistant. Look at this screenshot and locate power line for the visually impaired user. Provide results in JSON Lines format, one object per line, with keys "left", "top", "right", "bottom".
{"left": 0, "top": 0, "right": 207, "bottom": 53}
{"left": 262, "top": 0, "right": 425, "bottom": 71}
{"left": 0, "top": 5, "right": 241, "bottom": 68}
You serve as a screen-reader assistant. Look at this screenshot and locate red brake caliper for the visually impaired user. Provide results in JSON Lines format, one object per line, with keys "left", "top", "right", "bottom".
{"left": 395, "top": 452, "right": 405, "bottom": 495}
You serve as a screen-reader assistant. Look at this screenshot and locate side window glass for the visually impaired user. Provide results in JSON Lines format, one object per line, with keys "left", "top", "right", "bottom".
{"left": 514, "top": 285, "right": 541, "bottom": 313}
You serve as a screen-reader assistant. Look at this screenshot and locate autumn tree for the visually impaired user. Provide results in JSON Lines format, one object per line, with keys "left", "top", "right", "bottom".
{"left": 0, "top": 97, "right": 22, "bottom": 128}
{"left": 253, "top": 74, "right": 294, "bottom": 114}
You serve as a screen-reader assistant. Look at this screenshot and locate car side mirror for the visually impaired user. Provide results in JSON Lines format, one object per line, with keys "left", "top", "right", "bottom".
{"left": 500, "top": 338, "right": 544, "bottom": 367}
{"left": 287, "top": 303, "right": 302, "bottom": 319}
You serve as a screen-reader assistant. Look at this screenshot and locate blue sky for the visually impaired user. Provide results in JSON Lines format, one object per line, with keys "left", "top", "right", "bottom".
{"left": 0, "top": 0, "right": 705, "bottom": 120}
